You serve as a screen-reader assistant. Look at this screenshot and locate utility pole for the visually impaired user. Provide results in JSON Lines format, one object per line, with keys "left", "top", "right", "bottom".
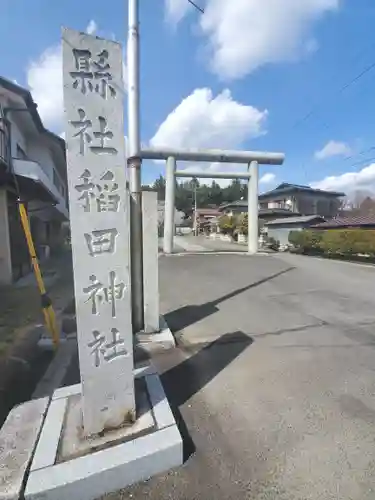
{"left": 127, "top": 0, "right": 144, "bottom": 332}
{"left": 193, "top": 177, "right": 198, "bottom": 236}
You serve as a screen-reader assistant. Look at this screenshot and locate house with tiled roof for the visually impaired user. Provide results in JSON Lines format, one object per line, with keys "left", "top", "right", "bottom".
{"left": 217, "top": 183, "right": 345, "bottom": 223}
{"left": 258, "top": 183, "right": 345, "bottom": 219}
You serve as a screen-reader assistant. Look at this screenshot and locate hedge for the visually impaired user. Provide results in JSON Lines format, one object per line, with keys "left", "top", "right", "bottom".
{"left": 288, "top": 229, "right": 375, "bottom": 257}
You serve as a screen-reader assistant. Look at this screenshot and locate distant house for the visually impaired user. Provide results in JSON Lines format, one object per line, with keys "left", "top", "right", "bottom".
{"left": 217, "top": 182, "right": 345, "bottom": 226}
{"left": 312, "top": 215, "right": 375, "bottom": 230}
{"left": 265, "top": 215, "right": 325, "bottom": 248}
{"left": 194, "top": 207, "right": 221, "bottom": 229}
{"left": 0, "top": 76, "right": 69, "bottom": 283}
{"left": 218, "top": 200, "right": 300, "bottom": 223}
{"left": 259, "top": 183, "right": 345, "bottom": 218}
{"left": 218, "top": 200, "right": 249, "bottom": 215}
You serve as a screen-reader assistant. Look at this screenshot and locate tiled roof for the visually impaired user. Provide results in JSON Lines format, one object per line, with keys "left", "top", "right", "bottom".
{"left": 218, "top": 200, "right": 247, "bottom": 209}
{"left": 266, "top": 215, "right": 324, "bottom": 226}
{"left": 196, "top": 208, "right": 221, "bottom": 216}
{"left": 313, "top": 215, "right": 375, "bottom": 228}
{"left": 259, "top": 183, "right": 345, "bottom": 199}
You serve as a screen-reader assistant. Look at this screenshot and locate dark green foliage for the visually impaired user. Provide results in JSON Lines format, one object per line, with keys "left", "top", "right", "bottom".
{"left": 289, "top": 229, "right": 375, "bottom": 257}
{"left": 144, "top": 176, "right": 247, "bottom": 214}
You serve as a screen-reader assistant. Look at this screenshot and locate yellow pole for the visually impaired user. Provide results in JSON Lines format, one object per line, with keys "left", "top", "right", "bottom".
{"left": 18, "top": 202, "right": 60, "bottom": 348}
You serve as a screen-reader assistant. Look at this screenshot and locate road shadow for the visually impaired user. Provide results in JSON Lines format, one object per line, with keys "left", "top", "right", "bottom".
{"left": 160, "top": 331, "right": 253, "bottom": 461}
{"left": 165, "top": 266, "right": 295, "bottom": 333}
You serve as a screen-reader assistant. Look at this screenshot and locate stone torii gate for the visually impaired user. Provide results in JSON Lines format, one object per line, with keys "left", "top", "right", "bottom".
{"left": 141, "top": 147, "right": 285, "bottom": 255}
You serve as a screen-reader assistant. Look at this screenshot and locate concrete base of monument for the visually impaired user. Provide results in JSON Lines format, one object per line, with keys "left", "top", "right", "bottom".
{"left": 24, "top": 364, "right": 183, "bottom": 500}
{"left": 135, "top": 315, "right": 176, "bottom": 356}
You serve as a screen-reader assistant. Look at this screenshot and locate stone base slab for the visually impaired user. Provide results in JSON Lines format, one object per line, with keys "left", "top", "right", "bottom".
{"left": 24, "top": 365, "right": 182, "bottom": 500}
{"left": 135, "top": 315, "right": 176, "bottom": 355}
{"left": 59, "top": 379, "right": 155, "bottom": 461}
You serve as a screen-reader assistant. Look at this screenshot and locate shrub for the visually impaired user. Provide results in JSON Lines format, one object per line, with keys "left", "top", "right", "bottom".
{"left": 236, "top": 213, "right": 248, "bottom": 235}
{"left": 289, "top": 228, "right": 375, "bottom": 257}
{"left": 218, "top": 214, "right": 236, "bottom": 236}
{"left": 268, "top": 236, "right": 280, "bottom": 251}
{"left": 288, "top": 230, "right": 322, "bottom": 253}
{"left": 288, "top": 230, "right": 302, "bottom": 247}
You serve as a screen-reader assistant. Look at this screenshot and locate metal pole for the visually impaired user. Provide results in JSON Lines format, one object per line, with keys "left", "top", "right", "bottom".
{"left": 163, "top": 156, "right": 176, "bottom": 254}
{"left": 127, "top": 0, "right": 144, "bottom": 331}
{"left": 194, "top": 179, "right": 197, "bottom": 236}
{"left": 248, "top": 161, "right": 259, "bottom": 254}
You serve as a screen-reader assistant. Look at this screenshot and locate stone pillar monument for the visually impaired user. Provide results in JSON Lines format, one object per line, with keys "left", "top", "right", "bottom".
{"left": 62, "top": 27, "right": 135, "bottom": 435}
{"left": 0, "top": 27, "right": 182, "bottom": 500}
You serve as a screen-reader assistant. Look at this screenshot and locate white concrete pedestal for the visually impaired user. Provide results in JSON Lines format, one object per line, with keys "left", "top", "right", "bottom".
{"left": 24, "top": 365, "right": 182, "bottom": 500}
{"left": 135, "top": 315, "right": 176, "bottom": 355}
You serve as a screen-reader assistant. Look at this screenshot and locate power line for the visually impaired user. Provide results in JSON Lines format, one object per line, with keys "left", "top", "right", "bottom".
{"left": 346, "top": 156, "right": 375, "bottom": 169}
{"left": 187, "top": 0, "right": 205, "bottom": 14}
{"left": 292, "top": 53, "right": 375, "bottom": 179}
{"left": 292, "top": 42, "right": 375, "bottom": 131}
{"left": 343, "top": 146, "right": 375, "bottom": 162}
{"left": 337, "top": 60, "right": 375, "bottom": 95}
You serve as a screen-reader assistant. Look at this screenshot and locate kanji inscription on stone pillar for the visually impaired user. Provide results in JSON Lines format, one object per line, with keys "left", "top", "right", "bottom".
{"left": 62, "top": 27, "right": 134, "bottom": 436}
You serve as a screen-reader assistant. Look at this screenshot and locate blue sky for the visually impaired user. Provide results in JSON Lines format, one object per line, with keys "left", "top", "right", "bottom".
{"left": 2, "top": 0, "right": 375, "bottom": 195}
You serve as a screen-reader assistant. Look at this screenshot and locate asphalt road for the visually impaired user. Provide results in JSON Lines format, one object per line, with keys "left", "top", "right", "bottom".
{"left": 98, "top": 252, "right": 375, "bottom": 499}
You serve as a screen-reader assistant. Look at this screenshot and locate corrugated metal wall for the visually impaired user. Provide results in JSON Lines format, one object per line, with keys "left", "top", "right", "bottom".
{"left": 268, "top": 226, "right": 303, "bottom": 246}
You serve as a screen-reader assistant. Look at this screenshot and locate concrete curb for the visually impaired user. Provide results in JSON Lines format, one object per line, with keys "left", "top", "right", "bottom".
{"left": 32, "top": 336, "right": 78, "bottom": 399}
{"left": 161, "top": 251, "right": 271, "bottom": 257}
{"left": 0, "top": 396, "right": 50, "bottom": 500}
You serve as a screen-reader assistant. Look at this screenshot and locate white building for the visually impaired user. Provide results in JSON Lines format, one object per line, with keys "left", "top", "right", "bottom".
{"left": 0, "top": 77, "right": 68, "bottom": 284}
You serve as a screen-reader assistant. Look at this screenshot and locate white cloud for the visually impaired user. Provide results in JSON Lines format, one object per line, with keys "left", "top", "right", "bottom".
{"left": 260, "top": 172, "right": 276, "bottom": 185}
{"left": 86, "top": 20, "right": 98, "bottom": 35}
{"left": 165, "top": 0, "right": 191, "bottom": 23}
{"left": 27, "top": 45, "right": 63, "bottom": 131}
{"left": 311, "top": 163, "right": 375, "bottom": 195}
{"left": 151, "top": 87, "right": 267, "bottom": 150}
{"left": 27, "top": 20, "right": 126, "bottom": 132}
{"left": 150, "top": 87, "right": 267, "bottom": 186}
{"left": 166, "top": 0, "right": 339, "bottom": 80}
{"left": 315, "top": 140, "right": 352, "bottom": 160}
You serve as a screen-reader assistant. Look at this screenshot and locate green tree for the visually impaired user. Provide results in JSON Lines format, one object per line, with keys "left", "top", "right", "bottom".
{"left": 146, "top": 174, "right": 249, "bottom": 214}
{"left": 218, "top": 214, "right": 236, "bottom": 236}
{"left": 152, "top": 175, "right": 166, "bottom": 200}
